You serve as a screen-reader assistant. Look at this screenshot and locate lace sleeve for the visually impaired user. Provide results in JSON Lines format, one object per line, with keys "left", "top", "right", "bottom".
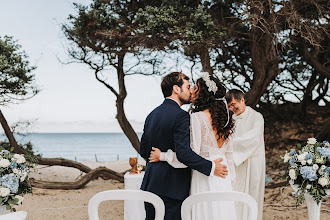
{"left": 225, "top": 138, "right": 236, "bottom": 181}
{"left": 190, "top": 113, "right": 202, "bottom": 154}
{"left": 159, "top": 150, "right": 188, "bottom": 168}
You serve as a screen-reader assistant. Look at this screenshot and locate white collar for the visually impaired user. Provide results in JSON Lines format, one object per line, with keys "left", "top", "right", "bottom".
{"left": 233, "top": 106, "right": 249, "bottom": 119}
{"left": 166, "top": 97, "right": 181, "bottom": 106}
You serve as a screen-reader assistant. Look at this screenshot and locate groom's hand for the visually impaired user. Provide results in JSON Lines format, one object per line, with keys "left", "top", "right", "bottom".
{"left": 213, "top": 158, "right": 228, "bottom": 178}
{"left": 149, "top": 147, "right": 161, "bottom": 163}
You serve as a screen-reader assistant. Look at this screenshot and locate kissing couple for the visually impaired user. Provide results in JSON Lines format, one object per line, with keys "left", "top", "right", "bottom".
{"left": 140, "top": 71, "right": 237, "bottom": 220}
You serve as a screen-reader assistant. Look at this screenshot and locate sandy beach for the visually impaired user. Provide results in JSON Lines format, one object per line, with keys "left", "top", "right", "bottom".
{"left": 12, "top": 160, "right": 329, "bottom": 220}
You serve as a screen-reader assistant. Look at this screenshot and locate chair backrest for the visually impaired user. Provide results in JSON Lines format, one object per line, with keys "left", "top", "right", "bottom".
{"left": 88, "top": 189, "right": 165, "bottom": 220}
{"left": 0, "top": 211, "right": 27, "bottom": 220}
{"left": 181, "top": 191, "right": 258, "bottom": 220}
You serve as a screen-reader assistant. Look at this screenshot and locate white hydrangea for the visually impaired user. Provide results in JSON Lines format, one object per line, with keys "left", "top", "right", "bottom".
{"left": 14, "top": 154, "right": 26, "bottom": 164}
{"left": 318, "top": 177, "right": 329, "bottom": 187}
{"left": 0, "top": 187, "right": 10, "bottom": 197}
{"left": 0, "top": 159, "right": 11, "bottom": 168}
{"left": 307, "top": 138, "right": 317, "bottom": 145}
{"left": 307, "top": 159, "right": 313, "bottom": 165}
{"left": 289, "top": 169, "right": 297, "bottom": 180}
{"left": 298, "top": 152, "right": 308, "bottom": 162}
{"left": 313, "top": 164, "right": 319, "bottom": 170}
{"left": 306, "top": 184, "right": 312, "bottom": 189}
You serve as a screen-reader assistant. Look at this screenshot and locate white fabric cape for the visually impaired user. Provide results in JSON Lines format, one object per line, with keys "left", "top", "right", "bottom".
{"left": 232, "top": 106, "right": 265, "bottom": 220}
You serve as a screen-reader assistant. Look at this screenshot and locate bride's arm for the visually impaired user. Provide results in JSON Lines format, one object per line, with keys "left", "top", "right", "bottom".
{"left": 149, "top": 147, "right": 187, "bottom": 168}
{"left": 148, "top": 114, "right": 202, "bottom": 169}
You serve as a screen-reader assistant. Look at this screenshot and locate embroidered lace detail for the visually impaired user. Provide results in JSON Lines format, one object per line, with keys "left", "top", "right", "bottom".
{"left": 191, "top": 112, "right": 227, "bottom": 160}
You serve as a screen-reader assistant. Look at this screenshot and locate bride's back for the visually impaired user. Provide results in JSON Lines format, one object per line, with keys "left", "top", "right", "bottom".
{"left": 191, "top": 111, "right": 229, "bottom": 160}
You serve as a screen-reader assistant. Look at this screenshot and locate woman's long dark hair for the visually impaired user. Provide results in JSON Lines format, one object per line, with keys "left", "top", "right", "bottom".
{"left": 192, "top": 75, "right": 234, "bottom": 142}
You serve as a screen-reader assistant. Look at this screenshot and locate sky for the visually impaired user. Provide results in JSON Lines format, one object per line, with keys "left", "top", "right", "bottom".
{"left": 0, "top": 0, "right": 176, "bottom": 133}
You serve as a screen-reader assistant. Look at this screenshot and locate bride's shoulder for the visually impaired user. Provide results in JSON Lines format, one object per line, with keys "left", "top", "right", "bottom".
{"left": 190, "top": 111, "right": 203, "bottom": 118}
{"left": 190, "top": 112, "right": 204, "bottom": 123}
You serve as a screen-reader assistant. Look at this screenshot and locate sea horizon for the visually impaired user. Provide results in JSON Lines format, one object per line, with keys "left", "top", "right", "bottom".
{"left": 0, "top": 132, "right": 143, "bottom": 162}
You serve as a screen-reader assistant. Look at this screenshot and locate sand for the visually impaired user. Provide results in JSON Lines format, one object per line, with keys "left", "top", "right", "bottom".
{"left": 12, "top": 160, "right": 330, "bottom": 220}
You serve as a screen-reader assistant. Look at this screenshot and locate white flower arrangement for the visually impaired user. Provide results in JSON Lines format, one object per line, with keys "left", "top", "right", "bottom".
{"left": 202, "top": 72, "right": 218, "bottom": 94}
{"left": 281, "top": 138, "right": 330, "bottom": 206}
{"left": 0, "top": 149, "right": 33, "bottom": 211}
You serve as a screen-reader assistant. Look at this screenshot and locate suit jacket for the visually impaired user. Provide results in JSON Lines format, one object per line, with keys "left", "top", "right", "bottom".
{"left": 140, "top": 99, "right": 212, "bottom": 200}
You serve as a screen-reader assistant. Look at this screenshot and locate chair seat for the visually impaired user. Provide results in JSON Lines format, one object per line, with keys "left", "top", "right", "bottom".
{"left": 88, "top": 189, "right": 165, "bottom": 220}
{"left": 0, "top": 211, "right": 27, "bottom": 220}
{"left": 181, "top": 191, "right": 258, "bottom": 220}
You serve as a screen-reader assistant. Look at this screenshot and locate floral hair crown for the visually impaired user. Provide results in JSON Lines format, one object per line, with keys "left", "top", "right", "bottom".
{"left": 201, "top": 72, "right": 230, "bottom": 128}
{"left": 202, "top": 72, "right": 218, "bottom": 95}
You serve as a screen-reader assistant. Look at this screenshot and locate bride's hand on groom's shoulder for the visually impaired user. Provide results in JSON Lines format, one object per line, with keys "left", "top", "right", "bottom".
{"left": 149, "top": 147, "right": 161, "bottom": 163}
{"left": 213, "top": 158, "right": 228, "bottom": 178}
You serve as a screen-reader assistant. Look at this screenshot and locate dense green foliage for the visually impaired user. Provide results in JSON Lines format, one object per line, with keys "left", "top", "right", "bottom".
{"left": 64, "top": 0, "right": 329, "bottom": 110}
{"left": 0, "top": 36, "right": 38, "bottom": 105}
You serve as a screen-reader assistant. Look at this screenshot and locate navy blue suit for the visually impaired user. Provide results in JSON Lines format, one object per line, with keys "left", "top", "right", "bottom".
{"left": 140, "top": 99, "right": 212, "bottom": 220}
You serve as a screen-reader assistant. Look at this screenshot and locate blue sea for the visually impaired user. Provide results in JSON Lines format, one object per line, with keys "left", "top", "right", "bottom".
{"left": 0, "top": 133, "right": 143, "bottom": 162}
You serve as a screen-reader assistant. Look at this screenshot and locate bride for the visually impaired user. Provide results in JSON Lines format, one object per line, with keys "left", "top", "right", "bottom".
{"left": 149, "top": 72, "right": 237, "bottom": 220}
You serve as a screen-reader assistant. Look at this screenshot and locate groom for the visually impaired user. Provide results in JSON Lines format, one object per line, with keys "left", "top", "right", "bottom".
{"left": 140, "top": 72, "right": 228, "bottom": 220}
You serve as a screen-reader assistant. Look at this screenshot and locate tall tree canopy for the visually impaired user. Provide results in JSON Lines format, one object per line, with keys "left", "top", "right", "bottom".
{"left": 0, "top": 36, "right": 38, "bottom": 105}
{"left": 136, "top": 0, "right": 330, "bottom": 108}
{"left": 63, "top": 0, "right": 329, "bottom": 153}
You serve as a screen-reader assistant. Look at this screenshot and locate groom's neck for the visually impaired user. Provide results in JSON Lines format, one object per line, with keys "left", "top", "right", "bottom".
{"left": 166, "top": 95, "right": 182, "bottom": 106}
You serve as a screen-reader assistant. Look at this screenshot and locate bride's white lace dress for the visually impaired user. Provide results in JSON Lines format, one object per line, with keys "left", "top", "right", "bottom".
{"left": 161, "top": 112, "right": 236, "bottom": 220}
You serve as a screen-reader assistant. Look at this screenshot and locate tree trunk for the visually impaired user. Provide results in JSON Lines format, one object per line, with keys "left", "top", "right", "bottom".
{"left": 37, "top": 157, "right": 92, "bottom": 173}
{"left": 198, "top": 46, "right": 213, "bottom": 75}
{"left": 115, "top": 54, "right": 141, "bottom": 153}
{"left": 245, "top": 4, "right": 281, "bottom": 107}
{"left": 0, "top": 109, "right": 25, "bottom": 154}
{"left": 300, "top": 71, "right": 317, "bottom": 116}
{"left": 316, "top": 118, "right": 330, "bottom": 142}
{"left": 29, "top": 167, "right": 124, "bottom": 189}
{"left": 302, "top": 44, "right": 330, "bottom": 79}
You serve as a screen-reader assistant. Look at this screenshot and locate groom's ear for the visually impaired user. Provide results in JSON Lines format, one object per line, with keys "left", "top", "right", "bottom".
{"left": 173, "top": 85, "right": 180, "bottom": 94}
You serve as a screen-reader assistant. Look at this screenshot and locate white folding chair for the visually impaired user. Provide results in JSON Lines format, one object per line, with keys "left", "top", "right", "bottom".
{"left": 181, "top": 191, "right": 258, "bottom": 220}
{"left": 88, "top": 189, "right": 165, "bottom": 220}
{"left": 0, "top": 211, "right": 27, "bottom": 220}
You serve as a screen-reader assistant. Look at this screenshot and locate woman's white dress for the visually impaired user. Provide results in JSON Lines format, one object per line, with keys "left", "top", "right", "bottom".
{"left": 161, "top": 112, "right": 236, "bottom": 220}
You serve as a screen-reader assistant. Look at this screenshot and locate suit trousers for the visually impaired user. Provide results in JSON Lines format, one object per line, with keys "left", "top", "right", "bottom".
{"left": 145, "top": 194, "right": 183, "bottom": 220}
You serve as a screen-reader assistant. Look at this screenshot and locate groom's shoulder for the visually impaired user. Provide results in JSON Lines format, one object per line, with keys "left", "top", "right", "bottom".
{"left": 147, "top": 103, "right": 189, "bottom": 120}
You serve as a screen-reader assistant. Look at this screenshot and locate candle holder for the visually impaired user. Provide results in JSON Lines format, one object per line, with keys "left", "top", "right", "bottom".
{"left": 129, "top": 157, "right": 138, "bottom": 174}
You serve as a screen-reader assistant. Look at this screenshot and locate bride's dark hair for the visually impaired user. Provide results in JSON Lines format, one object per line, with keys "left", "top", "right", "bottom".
{"left": 192, "top": 75, "right": 234, "bottom": 141}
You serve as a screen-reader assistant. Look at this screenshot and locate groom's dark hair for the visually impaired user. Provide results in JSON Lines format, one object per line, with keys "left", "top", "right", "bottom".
{"left": 225, "top": 89, "right": 245, "bottom": 103}
{"left": 161, "top": 72, "right": 189, "bottom": 98}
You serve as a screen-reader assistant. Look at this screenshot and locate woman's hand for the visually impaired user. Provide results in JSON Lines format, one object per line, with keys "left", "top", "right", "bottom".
{"left": 149, "top": 147, "right": 161, "bottom": 163}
